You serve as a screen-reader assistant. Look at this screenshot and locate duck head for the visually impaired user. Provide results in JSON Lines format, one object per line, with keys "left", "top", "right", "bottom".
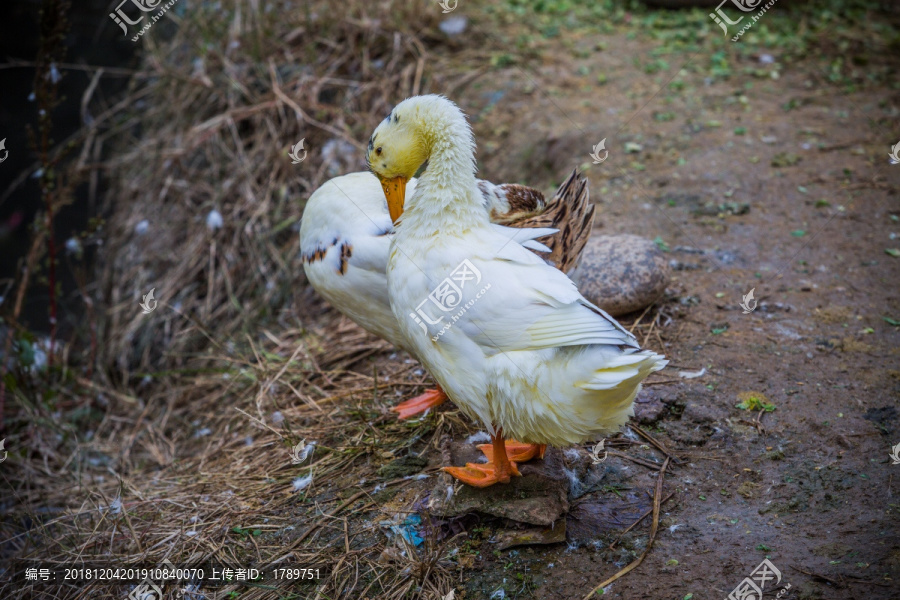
{"left": 367, "top": 95, "right": 475, "bottom": 223}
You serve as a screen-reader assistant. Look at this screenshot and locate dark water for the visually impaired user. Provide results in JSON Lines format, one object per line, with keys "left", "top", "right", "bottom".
{"left": 0, "top": 0, "right": 138, "bottom": 335}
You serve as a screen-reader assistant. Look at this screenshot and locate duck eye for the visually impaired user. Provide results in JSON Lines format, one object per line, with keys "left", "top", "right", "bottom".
{"left": 376, "top": 147, "right": 383, "bottom": 155}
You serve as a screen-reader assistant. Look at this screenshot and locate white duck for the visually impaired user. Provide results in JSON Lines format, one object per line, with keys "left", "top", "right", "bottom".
{"left": 367, "top": 95, "right": 667, "bottom": 487}
{"left": 300, "top": 170, "right": 594, "bottom": 417}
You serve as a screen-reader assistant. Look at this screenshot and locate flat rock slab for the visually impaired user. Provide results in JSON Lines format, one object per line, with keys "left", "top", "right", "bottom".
{"left": 570, "top": 234, "right": 670, "bottom": 316}
{"left": 428, "top": 442, "right": 569, "bottom": 527}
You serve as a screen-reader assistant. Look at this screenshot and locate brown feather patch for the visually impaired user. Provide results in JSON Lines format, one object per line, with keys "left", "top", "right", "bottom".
{"left": 499, "top": 184, "right": 547, "bottom": 215}
{"left": 507, "top": 169, "right": 595, "bottom": 274}
{"left": 301, "top": 245, "right": 329, "bottom": 264}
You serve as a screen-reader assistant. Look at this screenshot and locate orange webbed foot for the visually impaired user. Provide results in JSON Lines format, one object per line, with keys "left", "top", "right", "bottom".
{"left": 391, "top": 387, "right": 447, "bottom": 419}
{"left": 477, "top": 440, "right": 547, "bottom": 463}
{"left": 443, "top": 429, "right": 532, "bottom": 488}
{"left": 442, "top": 460, "right": 522, "bottom": 488}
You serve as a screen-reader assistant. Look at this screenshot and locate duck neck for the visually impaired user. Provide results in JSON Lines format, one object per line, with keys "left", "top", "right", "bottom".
{"left": 400, "top": 108, "right": 487, "bottom": 238}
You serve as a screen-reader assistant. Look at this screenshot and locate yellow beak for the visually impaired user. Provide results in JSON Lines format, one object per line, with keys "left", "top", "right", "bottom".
{"left": 380, "top": 176, "right": 408, "bottom": 223}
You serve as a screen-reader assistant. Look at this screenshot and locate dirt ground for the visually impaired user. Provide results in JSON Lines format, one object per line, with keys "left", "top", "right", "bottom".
{"left": 3, "top": 2, "right": 899, "bottom": 600}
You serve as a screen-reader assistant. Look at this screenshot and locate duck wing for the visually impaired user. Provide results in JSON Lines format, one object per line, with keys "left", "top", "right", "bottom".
{"left": 452, "top": 241, "right": 638, "bottom": 354}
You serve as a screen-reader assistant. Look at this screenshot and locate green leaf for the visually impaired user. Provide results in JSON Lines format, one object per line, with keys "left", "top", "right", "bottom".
{"left": 882, "top": 316, "right": 900, "bottom": 326}
{"left": 736, "top": 392, "right": 776, "bottom": 412}
{"left": 791, "top": 230, "right": 806, "bottom": 237}
{"left": 885, "top": 248, "right": 900, "bottom": 257}
{"left": 653, "top": 236, "right": 670, "bottom": 252}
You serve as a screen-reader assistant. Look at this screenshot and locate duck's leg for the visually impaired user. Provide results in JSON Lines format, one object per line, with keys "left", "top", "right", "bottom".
{"left": 391, "top": 385, "right": 447, "bottom": 419}
{"left": 477, "top": 441, "right": 547, "bottom": 464}
{"left": 442, "top": 428, "right": 521, "bottom": 488}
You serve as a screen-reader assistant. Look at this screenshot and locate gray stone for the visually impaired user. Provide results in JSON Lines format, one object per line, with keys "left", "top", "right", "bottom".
{"left": 569, "top": 234, "right": 670, "bottom": 316}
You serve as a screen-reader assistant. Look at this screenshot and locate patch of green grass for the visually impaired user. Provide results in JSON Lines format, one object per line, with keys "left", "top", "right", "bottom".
{"left": 231, "top": 526, "right": 262, "bottom": 539}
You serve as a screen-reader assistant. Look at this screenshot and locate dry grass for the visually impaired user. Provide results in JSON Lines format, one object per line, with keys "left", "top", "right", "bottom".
{"left": 88, "top": 0, "right": 486, "bottom": 382}
{"left": 2, "top": 313, "right": 474, "bottom": 598}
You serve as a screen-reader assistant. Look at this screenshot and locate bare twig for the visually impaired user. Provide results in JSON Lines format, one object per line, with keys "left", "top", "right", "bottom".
{"left": 630, "top": 424, "right": 683, "bottom": 464}
{"left": 609, "top": 490, "right": 675, "bottom": 549}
